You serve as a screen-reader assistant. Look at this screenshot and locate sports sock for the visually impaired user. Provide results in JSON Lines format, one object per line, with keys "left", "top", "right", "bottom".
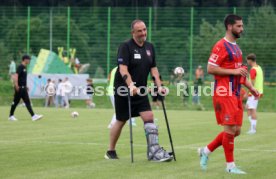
{"left": 203, "top": 146, "right": 211, "bottom": 155}
{"left": 248, "top": 116, "right": 251, "bottom": 122}
{"left": 128, "top": 118, "right": 136, "bottom": 125}
{"left": 251, "top": 119, "right": 257, "bottom": 131}
{"left": 206, "top": 131, "right": 224, "bottom": 154}
{"left": 226, "top": 162, "right": 236, "bottom": 169}
{"left": 111, "top": 114, "right": 116, "bottom": 125}
{"left": 222, "top": 132, "right": 235, "bottom": 163}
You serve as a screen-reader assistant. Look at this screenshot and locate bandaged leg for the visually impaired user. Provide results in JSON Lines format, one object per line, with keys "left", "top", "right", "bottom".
{"left": 144, "top": 123, "right": 172, "bottom": 161}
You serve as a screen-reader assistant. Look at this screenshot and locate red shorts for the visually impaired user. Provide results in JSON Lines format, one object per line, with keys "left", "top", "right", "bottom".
{"left": 213, "top": 96, "right": 243, "bottom": 126}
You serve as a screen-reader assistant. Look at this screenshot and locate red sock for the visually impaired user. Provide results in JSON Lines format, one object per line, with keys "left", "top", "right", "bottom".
{"left": 222, "top": 132, "right": 235, "bottom": 162}
{"left": 207, "top": 131, "right": 224, "bottom": 152}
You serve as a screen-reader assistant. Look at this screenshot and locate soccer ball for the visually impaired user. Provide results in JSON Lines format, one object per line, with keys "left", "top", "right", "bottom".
{"left": 89, "top": 102, "right": 96, "bottom": 108}
{"left": 174, "top": 67, "right": 185, "bottom": 75}
{"left": 71, "top": 111, "right": 79, "bottom": 118}
{"left": 91, "top": 103, "right": 96, "bottom": 108}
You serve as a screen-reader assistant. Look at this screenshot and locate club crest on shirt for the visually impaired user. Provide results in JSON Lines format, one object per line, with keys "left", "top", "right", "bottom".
{"left": 118, "top": 58, "right": 123, "bottom": 62}
{"left": 146, "top": 50, "right": 151, "bottom": 56}
{"left": 23, "top": 69, "right": 26, "bottom": 72}
{"left": 209, "top": 53, "right": 219, "bottom": 62}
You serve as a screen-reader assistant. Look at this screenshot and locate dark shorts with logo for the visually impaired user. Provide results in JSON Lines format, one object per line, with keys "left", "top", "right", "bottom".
{"left": 115, "top": 94, "right": 151, "bottom": 121}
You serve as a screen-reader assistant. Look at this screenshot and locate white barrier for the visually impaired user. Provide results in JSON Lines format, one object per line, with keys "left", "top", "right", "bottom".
{"left": 28, "top": 74, "right": 89, "bottom": 99}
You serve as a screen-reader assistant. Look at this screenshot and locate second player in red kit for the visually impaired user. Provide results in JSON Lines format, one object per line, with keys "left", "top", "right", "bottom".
{"left": 198, "top": 14, "right": 259, "bottom": 174}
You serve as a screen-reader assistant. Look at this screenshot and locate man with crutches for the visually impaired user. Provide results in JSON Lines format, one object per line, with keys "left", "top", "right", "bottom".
{"left": 105, "top": 19, "right": 173, "bottom": 162}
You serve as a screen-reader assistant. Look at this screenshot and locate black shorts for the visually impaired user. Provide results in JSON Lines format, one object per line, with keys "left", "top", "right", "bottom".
{"left": 115, "top": 95, "right": 151, "bottom": 121}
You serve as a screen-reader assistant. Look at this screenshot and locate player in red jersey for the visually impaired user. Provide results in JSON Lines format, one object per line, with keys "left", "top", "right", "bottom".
{"left": 198, "top": 14, "right": 259, "bottom": 174}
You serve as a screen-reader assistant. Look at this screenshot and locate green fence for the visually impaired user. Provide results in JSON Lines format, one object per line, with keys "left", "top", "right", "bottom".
{"left": 0, "top": 6, "right": 276, "bottom": 111}
{"left": 1, "top": 6, "right": 276, "bottom": 81}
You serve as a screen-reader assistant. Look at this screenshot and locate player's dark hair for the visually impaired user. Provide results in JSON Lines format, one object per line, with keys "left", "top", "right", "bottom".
{"left": 131, "top": 19, "right": 144, "bottom": 31}
{"left": 22, "top": 54, "right": 31, "bottom": 61}
{"left": 247, "top": 53, "right": 256, "bottom": 62}
{"left": 224, "top": 14, "right": 242, "bottom": 30}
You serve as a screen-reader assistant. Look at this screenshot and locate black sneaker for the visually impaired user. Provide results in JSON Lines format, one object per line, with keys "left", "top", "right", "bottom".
{"left": 104, "top": 150, "right": 119, "bottom": 159}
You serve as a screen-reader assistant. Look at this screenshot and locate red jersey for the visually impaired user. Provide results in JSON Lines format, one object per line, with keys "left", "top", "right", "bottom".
{"left": 208, "top": 38, "right": 243, "bottom": 97}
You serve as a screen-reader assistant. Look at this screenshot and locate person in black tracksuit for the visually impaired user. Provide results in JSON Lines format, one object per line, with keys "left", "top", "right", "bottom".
{"left": 9, "top": 55, "right": 43, "bottom": 121}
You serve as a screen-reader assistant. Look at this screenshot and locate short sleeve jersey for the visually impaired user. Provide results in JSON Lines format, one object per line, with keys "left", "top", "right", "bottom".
{"left": 114, "top": 38, "right": 156, "bottom": 90}
{"left": 208, "top": 38, "right": 243, "bottom": 97}
{"left": 16, "top": 64, "right": 27, "bottom": 87}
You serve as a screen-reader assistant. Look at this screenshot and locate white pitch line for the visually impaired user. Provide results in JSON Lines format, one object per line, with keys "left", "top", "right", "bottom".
{"left": 1, "top": 140, "right": 275, "bottom": 153}
{"left": 0, "top": 140, "right": 276, "bottom": 152}
{"left": 41, "top": 141, "right": 276, "bottom": 152}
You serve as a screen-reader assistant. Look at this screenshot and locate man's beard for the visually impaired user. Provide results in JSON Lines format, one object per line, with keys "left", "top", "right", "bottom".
{"left": 232, "top": 31, "right": 241, "bottom": 38}
{"left": 138, "top": 37, "right": 146, "bottom": 43}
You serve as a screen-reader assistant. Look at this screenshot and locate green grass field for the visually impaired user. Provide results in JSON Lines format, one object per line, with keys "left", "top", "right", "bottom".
{"left": 0, "top": 106, "right": 276, "bottom": 179}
